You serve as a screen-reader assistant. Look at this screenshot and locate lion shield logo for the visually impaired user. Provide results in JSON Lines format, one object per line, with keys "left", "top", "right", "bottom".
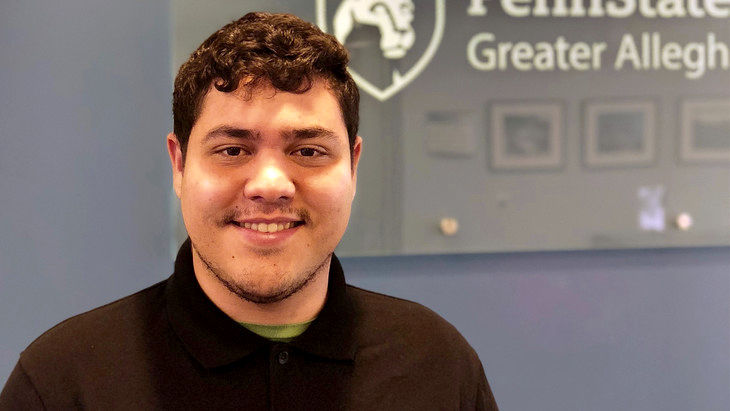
{"left": 316, "top": 0, "right": 445, "bottom": 101}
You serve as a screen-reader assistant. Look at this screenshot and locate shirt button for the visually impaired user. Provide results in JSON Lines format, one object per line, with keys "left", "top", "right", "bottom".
{"left": 278, "top": 350, "right": 289, "bottom": 365}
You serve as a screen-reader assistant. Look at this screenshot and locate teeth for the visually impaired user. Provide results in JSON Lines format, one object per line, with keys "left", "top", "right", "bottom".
{"left": 243, "top": 222, "right": 297, "bottom": 233}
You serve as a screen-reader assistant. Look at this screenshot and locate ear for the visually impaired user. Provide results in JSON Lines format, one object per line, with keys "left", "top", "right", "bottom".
{"left": 351, "top": 136, "right": 363, "bottom": 198}
{"left": 167, "top": 133, "right": 184, "bottom": 198}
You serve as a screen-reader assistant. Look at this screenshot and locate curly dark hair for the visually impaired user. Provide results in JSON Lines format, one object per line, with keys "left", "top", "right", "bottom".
{"left": 173, "top": 12, "right": 359, "bottom": 161}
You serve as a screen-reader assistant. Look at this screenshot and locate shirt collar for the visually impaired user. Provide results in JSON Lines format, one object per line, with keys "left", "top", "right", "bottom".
{"left": 165, "top": 239, "right": 357, "bottom": 369}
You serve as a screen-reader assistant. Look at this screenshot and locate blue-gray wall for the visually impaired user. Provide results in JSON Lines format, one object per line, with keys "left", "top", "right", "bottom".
{"left": 0, "top": 0, "right": 171, "bottom": 383}
{"left": 343, "top": 248, "right": 730, "bottom": 410}
{"left": 1, "top": 1, "right": 728, "bottom": 410}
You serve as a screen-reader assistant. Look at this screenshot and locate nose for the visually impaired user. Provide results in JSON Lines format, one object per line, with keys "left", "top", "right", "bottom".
{"left": 243, "top": 158, "right": 295, "bottom": 203}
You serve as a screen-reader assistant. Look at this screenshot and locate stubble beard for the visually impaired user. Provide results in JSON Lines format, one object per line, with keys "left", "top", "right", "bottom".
{"left": 193, "top": 243, "right": 332, "bottom": 305}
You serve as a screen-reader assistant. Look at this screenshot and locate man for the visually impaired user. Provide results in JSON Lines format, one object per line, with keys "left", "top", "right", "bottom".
{"left": 0, "top": 12, "right": 497, "bottom": 410}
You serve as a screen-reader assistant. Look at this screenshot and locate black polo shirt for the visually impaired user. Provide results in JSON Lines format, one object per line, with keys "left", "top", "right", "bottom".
{"left": 1, "top": 241, "right": 498, "bottom": 410}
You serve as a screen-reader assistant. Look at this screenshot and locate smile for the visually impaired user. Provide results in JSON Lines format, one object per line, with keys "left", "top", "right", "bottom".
{"left": 230, "top": 221, "right": 304, "bottom": 233}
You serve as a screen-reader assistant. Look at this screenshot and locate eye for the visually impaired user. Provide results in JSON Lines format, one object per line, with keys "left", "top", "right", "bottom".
{"left": 212, "top": 145, "right": 251, "bottom": 163}
{"left": 290, "top": 146, "right": 331, "bottom": 164}
{"left": 223, "top": 147, "right": 242, "bottom": 156}
{"left": 298, "top": 147, "right": 317, "bottom": 157}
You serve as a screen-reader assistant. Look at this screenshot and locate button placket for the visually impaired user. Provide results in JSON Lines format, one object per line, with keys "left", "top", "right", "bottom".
{"left": 277, "top": 350, "right": 289, "bottom": 365}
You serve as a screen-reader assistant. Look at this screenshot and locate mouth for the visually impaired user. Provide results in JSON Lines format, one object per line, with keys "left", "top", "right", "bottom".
{"left": 229, "top": 220, "right": 305, "bottom": 233}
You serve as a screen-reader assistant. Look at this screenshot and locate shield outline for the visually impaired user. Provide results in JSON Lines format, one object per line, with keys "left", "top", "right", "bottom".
{"left": 316, "top": 0, "right": 446, "bottom": 102}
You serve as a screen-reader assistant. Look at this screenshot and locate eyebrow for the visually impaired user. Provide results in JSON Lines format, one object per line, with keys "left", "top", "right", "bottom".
{"left": 285, "top": 127, "right": 339, "bottom": 142}
{"left": 202, "top": 126, "right": 259, "bottom": 144}
{"left": 202, "top": 125, "right": 340, "bottom": 144}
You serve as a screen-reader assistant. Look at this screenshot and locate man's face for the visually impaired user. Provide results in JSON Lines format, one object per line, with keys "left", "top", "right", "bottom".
{"left": 168, "top": 80, "right": 361, "bottom": 304}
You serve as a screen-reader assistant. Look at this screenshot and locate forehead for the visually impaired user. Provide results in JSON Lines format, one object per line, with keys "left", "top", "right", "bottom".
{"left": 192, "top": 80, "right": 347, "bottom": 140}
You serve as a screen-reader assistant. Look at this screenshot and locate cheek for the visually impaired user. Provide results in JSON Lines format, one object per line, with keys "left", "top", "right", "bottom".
{"left": 305, "top": 170, "right": 355, "bottom": 216}
{"left": 181, "top": 168, "right": 240, "bottom": 220}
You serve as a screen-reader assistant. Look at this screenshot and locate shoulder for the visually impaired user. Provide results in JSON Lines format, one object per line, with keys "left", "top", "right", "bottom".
{"left": 347, "top": 285, "right": 453, "bottom": 328}
{"left": 345, "top": 285, "right": 492, "bottom": 407}
{"left": 25, "top": 280, "right": 167, "bottom": 351}
{"left": 346, "top": 284, "right": 480, "bottom": 362}
{"left": 18, "top": 280, "right": 169, "bottom": 388}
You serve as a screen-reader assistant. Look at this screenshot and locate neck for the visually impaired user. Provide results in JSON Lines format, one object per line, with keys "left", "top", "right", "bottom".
{"left": 192, "top": 255, "right": 330, "bottom": 325}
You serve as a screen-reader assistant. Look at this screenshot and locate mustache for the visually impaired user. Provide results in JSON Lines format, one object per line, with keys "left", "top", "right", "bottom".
{"left": 219, "top": 206, "right": 311, "bottom": 226}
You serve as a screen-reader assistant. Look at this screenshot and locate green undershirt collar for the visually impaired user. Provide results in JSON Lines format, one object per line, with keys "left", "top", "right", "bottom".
{"left": 239, "top": 319, "right": 315, "bottom": 343}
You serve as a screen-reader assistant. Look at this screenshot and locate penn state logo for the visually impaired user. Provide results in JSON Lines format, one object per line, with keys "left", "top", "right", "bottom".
{"left": 316, "top": 0, "right": 446, "bottom": 101}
